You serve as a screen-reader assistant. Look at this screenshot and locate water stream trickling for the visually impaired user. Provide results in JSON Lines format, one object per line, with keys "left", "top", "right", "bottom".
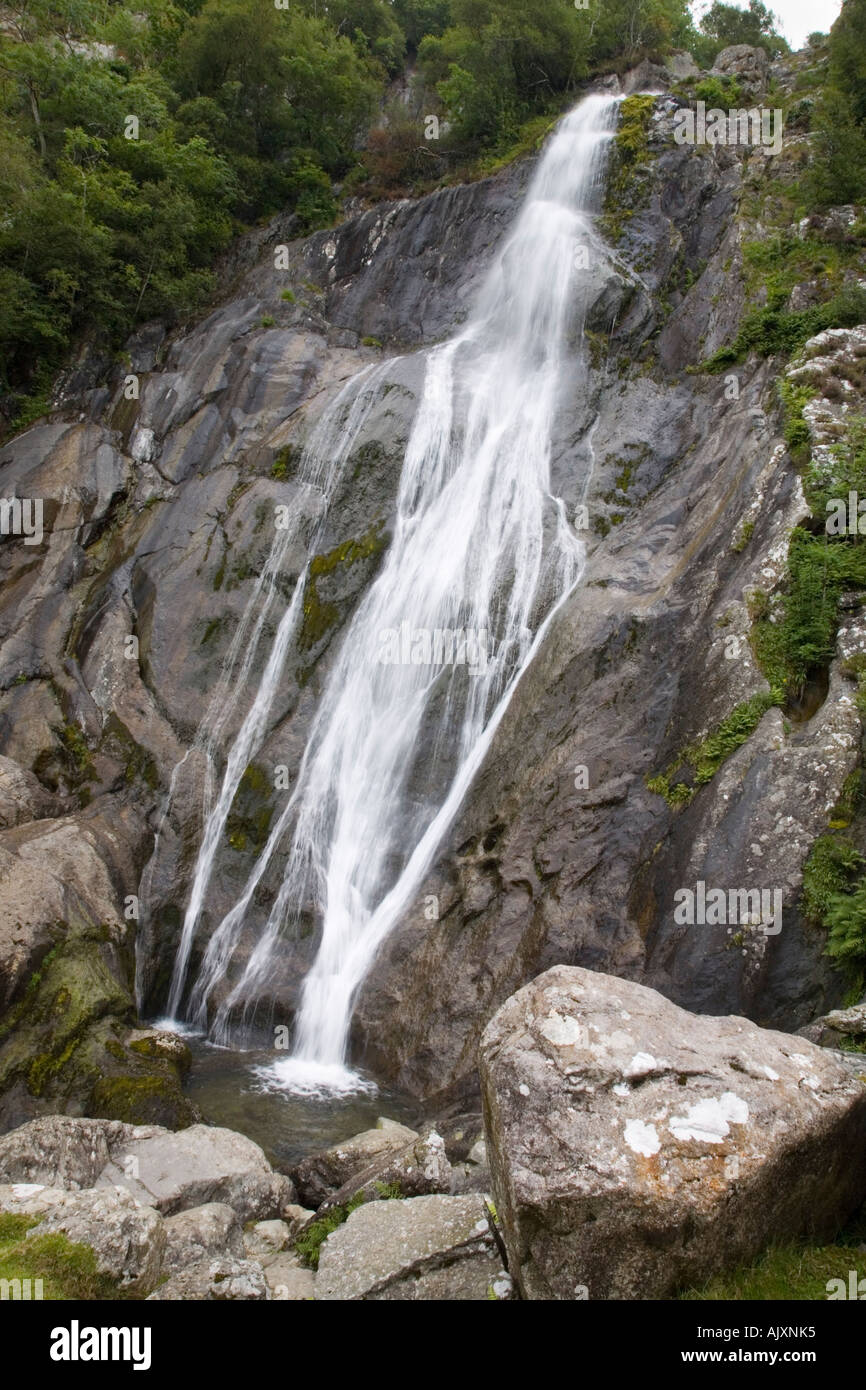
{"left": 156, "top": 93, "right": 620, "bottom": 1094}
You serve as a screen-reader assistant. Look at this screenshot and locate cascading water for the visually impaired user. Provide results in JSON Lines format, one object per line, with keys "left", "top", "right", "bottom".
{"left": 163, "top": 93, "right": 620, "bottom": 1092}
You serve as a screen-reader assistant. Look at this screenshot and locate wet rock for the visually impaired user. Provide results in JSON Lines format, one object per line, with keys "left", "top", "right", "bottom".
{"left": 480, "top": 966, "right": 866, "bottom": 1300}
{"left": 315, "top": 1194, "right": 508, "bottom": 1300}
{"left": 0, "top": 1181, "right": 164, "bottom": 1294}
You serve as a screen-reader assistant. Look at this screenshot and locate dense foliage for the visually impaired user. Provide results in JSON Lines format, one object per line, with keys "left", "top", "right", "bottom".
{"left": 0, "top": 0, "right": 706, "bottom": 419}
{"left": 0, "top": 0, "right": 861, "bottom": 428}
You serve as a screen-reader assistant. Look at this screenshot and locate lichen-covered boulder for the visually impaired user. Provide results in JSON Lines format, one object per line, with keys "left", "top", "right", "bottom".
{"left": 480, "top": 965, "right": 866, "bottom": 1300}
{"left": 0, "top": 1181, "right": 165, "bottom": 1294}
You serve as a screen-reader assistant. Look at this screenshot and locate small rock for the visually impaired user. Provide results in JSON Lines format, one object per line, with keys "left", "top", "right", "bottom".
{"left": 467, "top": 1139, "right": 487, "bottom": 1166}
{"left": 243, "top": 1218, "right": 290, "bottom": 1260}
{"left": 147, "top": 1257, "right": 270, "bottom": 1301}
{"left": 265, "top": 1252, "right": 316, "bottom": 1300}
{"left": 162, "top": 1202, "right": 243, "bottom": 1273}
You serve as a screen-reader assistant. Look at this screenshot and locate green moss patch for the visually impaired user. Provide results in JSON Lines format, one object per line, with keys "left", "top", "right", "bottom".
{"left": 299, "top": 522, "right": 389, "bottom": 652}
{"left": 0, "top": 1213, "right": 134, "bottom": 1301}
{"left": 294, "top": 1192, "right": 365, "bottom": 1270}
{"left": 682, "top": 1239, "right": 866, "bottom": 1301}
{"left": 646, "top": 692, "right": 778, "bottom": 808}
{"left": 225, "top": 761, "right": 274, "bottom": 855}
{"left": 602, "top": 95, "right": 656, "bottom": 244}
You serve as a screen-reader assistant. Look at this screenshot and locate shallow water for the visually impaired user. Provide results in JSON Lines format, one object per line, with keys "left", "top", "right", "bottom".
{"left": 181, "top": 1035, "right": 420, "bottom": 1171}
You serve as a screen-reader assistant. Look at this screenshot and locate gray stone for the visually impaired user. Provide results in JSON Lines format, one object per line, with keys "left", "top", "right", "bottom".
{"left": 162, "top": 1202, "right": 244, "bottom": 1272}
{"left": 147, "top": 1256, "right": 270, "bottom": 1301}
{"left": 315, "top": 1194, "right": 507, "bottom": 1300}
{"left": 265, "top": 1252, "right": 316, "bottom": 1300}
{"left": 100, "top": 1123, "right": 296, "bottom": 1222}
{"left": 0, "top": 1117, "right": 293, "bottom": 1223}
{"left": 320, "top": 1127, "right": 452, "bottom": 1211}
{"left": 0, "top": 1181, "right": 164, "bottom": 1294}
{"left": 480, "top": 966, "right": 866, "bottom": 1300}
{"left": 291, "top": 1120, "right": 418, "bottom": 1208}
{"left": 242, "top": 1218, "right": 290, "bottom": 1259}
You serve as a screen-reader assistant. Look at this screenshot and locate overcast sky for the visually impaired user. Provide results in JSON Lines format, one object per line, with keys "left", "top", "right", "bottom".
{"left": 691, "top": 0, "right": 843, "bottom": 49}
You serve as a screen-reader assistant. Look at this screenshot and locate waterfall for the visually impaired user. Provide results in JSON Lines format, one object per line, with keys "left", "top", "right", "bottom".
{"left": 165, "top": 93, "right": 620, "bottom": 1091}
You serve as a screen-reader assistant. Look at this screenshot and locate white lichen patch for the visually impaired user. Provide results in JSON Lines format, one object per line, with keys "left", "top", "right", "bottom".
{"left": 539, "top": 1011, "right": 587, "bottom": 1047}
{"left": 625, "top": 1051, "right": 657, "bottom": 1077}
{"left": 669, "top": 1092, "right": 749, "bottom": 1144}
{"left": 624, "top": 1119, "right": 661, "bottom": 1157}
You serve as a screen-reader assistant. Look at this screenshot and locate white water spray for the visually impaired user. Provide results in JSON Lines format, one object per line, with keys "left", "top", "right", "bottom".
{"left": 167, "top": 94, "right": 620, "bottom": 1091}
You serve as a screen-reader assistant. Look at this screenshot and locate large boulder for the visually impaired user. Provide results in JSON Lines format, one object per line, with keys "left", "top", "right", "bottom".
{"left": 0, "top": 1181, "right": 164, "bottom": 1294}
{"left": 315, "top": 1194, "right": 511, "bottom": 1300}
{"left": 162, "top": 1202, "right": 244, "bottom": 1273}
{"left": 99, "top": 1122, "right": 296, "bottom": 1221}
{"left": 0, "top": 1114, "right": 294, "bottom": 1222}
{"left": 480, "top": 966, "right": 866, "bottom": 1300}
{"left": 317, "top": 1127, "right": 452, "bottom": 1212}
{"left": 711, "top": 43, "right": 770, "bottom": 93}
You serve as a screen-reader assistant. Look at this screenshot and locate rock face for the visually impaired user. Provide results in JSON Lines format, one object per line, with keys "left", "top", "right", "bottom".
{"left": 315, "top": 1194, "right": 510, "bottom": 1300}
{"left": 479, "top": 966, "right": 866, "bottom": 1300}
{"left": 0, "top": 45, "right": 862, "bottom": 1117}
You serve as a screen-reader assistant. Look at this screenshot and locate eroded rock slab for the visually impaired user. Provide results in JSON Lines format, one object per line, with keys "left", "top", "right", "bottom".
{"left": 315, "top": 1194, "right": 509, "bottom": 1301}
{"left": 480, "top": 965, "right": 866, "bottom": 1300}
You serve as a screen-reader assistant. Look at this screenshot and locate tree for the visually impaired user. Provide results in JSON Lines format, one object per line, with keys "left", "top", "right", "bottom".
{"left": 830, "top": 0, "right": 866, "bottom": 126}
{"left": 698, "top": 0, "right": 788, "bottom": 58}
